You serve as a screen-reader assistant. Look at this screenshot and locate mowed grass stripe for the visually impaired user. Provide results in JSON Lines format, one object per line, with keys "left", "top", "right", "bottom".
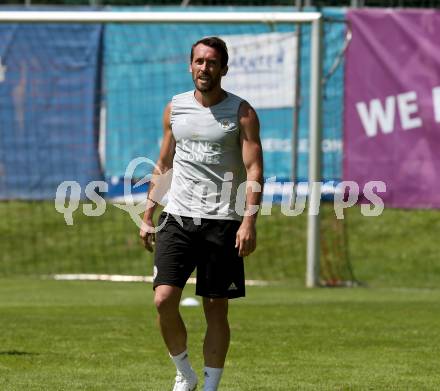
{"left": 2, "top": 201, "right": 440, "bottom": 289}
{"left": 0, "top": 279, "right": 439, "bottom": 390}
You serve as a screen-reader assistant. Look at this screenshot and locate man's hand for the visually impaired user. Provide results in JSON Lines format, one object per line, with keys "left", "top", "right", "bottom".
{"left": 140, "top": 218, "right": 156, "bottom": 252}
{"left": 235, "top": 220, "right": 257, "bottom": 257}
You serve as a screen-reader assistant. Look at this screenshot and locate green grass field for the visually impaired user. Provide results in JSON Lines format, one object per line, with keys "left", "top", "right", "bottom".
{"left": 1, "top": 279, "right": 439, "bottom": 390}
{"left": 2, "top": 201, "right": 440, "bottom": 287}
{"left": 1, "top": 201, "right": 440, "bottom": 389}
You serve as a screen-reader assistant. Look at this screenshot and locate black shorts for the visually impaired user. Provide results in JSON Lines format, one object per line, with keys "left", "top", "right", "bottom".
{"left": 153, "top": 212, "right": 245, "bottom": 299}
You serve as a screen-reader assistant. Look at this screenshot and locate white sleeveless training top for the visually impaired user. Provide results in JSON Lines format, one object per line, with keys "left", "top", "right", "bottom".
{"left": 164, "top": 90, "right": 246, "bottom": 221}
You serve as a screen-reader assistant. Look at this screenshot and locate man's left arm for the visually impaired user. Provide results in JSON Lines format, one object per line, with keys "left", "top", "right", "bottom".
{"left": 236, "top": 101, "right": 264, "bottom": 257}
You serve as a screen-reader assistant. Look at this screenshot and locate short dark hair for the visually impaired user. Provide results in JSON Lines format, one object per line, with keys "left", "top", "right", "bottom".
{"left": 190, "top": 37, "right": 229, "bottom": 68}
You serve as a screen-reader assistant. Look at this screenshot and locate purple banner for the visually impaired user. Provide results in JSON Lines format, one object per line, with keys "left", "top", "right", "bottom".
{"left": 344, "top": 10, "right": 440, "bottom": 208}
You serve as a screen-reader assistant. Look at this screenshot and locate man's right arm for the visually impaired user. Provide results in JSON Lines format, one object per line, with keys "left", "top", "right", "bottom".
{"left": 140, "top": 102, "right": 175, "bottom": 251}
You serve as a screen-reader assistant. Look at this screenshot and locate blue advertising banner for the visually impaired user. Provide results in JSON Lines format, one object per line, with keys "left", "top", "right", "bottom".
{"left": 0, "top": 23, "right": 102, "bottom": 200}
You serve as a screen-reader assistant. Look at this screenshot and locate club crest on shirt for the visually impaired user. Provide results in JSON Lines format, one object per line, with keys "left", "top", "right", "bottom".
{"left": 219, "top": 119, "right": 236, "bottom": 130}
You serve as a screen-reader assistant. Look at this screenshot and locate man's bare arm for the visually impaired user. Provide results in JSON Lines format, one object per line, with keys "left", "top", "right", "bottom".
{"left": 140, "top": 102, "right": 175, "bottom": 251}
{"left": 235, "top": 101, "right": 263, "bottom": 257}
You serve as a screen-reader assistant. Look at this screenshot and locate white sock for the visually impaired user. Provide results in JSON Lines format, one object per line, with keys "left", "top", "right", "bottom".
{"left": 203, "top": 366, "right": 223, "bottom": 391}
{"left": 170, "top": 349, "right": 195, "bottom": 379}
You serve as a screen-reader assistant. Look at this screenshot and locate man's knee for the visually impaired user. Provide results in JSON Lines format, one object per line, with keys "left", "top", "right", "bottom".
{"left": 154, "top": 285, "right": 182, "bottom": 314}
{"left": 203, "top": 298, "right": 228, "bottom": 323}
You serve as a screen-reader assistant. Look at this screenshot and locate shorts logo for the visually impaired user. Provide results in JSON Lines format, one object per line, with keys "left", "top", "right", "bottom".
{"left": 228, "top": 282, "right": 238, "bottom": 291}
{"left": 153, "top": 265, "right": 158, "bottom": 281}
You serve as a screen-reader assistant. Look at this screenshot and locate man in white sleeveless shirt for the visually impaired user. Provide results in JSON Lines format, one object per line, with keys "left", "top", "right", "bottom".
{"left": 140, "top": 37, "right": 263, "bottom": 391}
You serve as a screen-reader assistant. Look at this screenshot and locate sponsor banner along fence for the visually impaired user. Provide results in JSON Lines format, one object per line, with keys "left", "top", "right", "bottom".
{"left": 0, "top": 7, "right": 345, "bottom": 200}
{"left": 0, "top": 23, "right": 102, "bottom": 200}
{"left": 344, "top": 9, "right": 440, "bottom": 208}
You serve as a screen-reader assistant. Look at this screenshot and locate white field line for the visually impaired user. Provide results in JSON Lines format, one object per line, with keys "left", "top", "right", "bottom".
{"left": 52, "top": 274, "right": 270, "bottom": 286}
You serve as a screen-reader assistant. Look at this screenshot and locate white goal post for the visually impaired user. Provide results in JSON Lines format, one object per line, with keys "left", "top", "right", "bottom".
{"left": 0, "top": 11, "right": 323, "bottom": 287}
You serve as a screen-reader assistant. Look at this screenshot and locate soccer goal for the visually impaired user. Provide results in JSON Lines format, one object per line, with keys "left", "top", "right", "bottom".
{"left": 0, "top": 10, "right": 326, "bottom": 287}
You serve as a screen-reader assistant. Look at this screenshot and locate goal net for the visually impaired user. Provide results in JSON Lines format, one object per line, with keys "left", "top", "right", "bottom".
{"left": 0, "top": 9, "right": 355, "bottom": 286}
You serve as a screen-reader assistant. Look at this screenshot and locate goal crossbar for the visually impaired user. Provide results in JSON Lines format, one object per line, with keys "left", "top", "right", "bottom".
{"left": 0, "top": 10, "right": 323, "bottom": 288}
{"left": 0, "top": 11, "right": 321, "bottom": 24}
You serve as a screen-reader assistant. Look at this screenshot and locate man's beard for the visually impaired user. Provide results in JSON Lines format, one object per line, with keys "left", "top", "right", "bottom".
{"left": 193, "top": 75, "right": 220, "bottom": 93}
